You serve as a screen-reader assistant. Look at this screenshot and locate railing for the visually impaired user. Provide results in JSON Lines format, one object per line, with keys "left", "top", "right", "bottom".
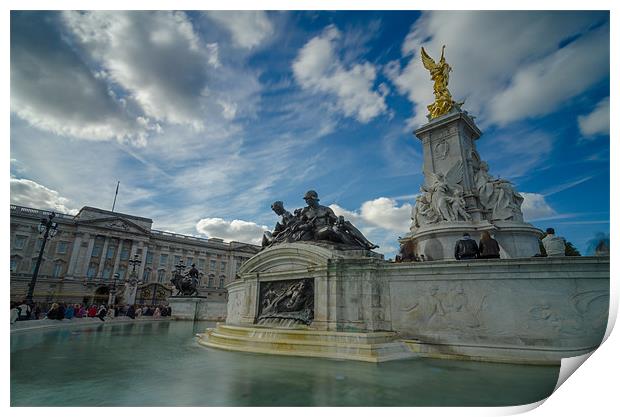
{"left": 151, "top": 229, "right": 221, "bottom": 244}
{"left": 10, "top": 205, "right": 75, "bottom": 220}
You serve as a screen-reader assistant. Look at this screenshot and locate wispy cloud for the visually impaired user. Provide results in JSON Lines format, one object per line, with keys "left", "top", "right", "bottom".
{"left": 541, "top": 175, "right": 596, "bottom": 197}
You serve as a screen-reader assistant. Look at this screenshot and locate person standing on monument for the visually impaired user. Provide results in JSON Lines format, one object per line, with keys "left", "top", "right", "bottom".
{"left": 478, "top": 231, "right": 500, "bottom": 259}
{"left": 454, "top": 233, "right": 479, "bottom": 260}
{"left": 542, "top": 228, "right": 566, "bottom": 257}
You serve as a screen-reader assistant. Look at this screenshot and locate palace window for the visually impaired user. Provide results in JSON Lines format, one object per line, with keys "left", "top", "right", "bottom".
{"left": 219, "top": 277, "right": 225, "bottom": 288}
{"left": 143, "top": 268, "right": 151, "bottom": 282}
{"left": 186, "top": 257, "right": 193, "bottom": 266}
{"left": 35, "top": 239, "right": 44, "bottom": 251}
{"left": 52, "top": 262, "right": 63, "bottom": 278}
{"left": 91, "top": 244, "right": 102, "bottom": 257}
{"left": 106, "top": 246, "right": 116, "bottom": 259}
{"left": 197, "top": 259, "right": 205, "bottom": 270}
{"left": 146, "top": 252, "right": 153, "bottom": 265}
{"left": 87, "top": 263, "right": 97, "bottom": 279}
{"left": 174, "top": 255, "right": 181, "bottom": 266}
{"left": 208, "top": 275, "right": 214, "bottom": 287}
{"left": 102, "top": 267, "right": 112, "bottom": 280}
{"left": 221, "top": 261, "right": 226, "bottom": 271}
{"left": 120, "top": 246, "right": 129, "bottom": 260}
{"left": 10, "top": 258, "right": 18, "bottom": 272}
{"left": 159, "top": 254, "right": 168, "bottom": 266}
{"left": 118, "top": 266, "right": 126, "bottom": 280}
{"left": 157, "top": 269, "right": 166, "bottom": 283}
{"left": 14, "top": 235, "right": 27, "bottom": 250}
{"left": 210, "top": 260, "right": 216, "bottom": 270}
{"left": 55, "top": 242, "right": 66, "bottom": 254}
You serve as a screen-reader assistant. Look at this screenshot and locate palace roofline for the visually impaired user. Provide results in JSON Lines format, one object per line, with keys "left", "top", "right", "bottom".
{"left": 10, "top": 204, "right": 261, "bottom": 250}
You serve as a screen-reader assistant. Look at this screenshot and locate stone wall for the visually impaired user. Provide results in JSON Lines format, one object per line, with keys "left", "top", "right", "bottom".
{"left": 385, "top": 257, "right": 608, "bottom": 363}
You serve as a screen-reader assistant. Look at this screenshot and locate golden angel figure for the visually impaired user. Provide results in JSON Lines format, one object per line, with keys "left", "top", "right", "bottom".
{"left": 421, "top": 45, "right": 455, "bottom": 119}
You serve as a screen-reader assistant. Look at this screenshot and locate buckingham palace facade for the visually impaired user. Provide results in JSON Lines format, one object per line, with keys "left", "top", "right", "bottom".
{"left": 10, "top": 204, "right": 260, "bottom": 305}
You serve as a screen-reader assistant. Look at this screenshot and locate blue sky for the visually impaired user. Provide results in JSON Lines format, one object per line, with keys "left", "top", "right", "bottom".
{"left": 9, "top": 10, "right": 610, "bottom": 257}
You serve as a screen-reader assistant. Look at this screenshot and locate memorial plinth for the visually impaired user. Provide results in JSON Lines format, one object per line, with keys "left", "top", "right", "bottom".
{"left": 168, "top": 296, "right": 226, "bottom": 321}
{"left": 401, "top": 107, "right": 541, "bottom": 260}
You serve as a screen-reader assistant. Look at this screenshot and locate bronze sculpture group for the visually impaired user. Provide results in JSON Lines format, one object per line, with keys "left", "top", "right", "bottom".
{"left": 170, "top": 263, "right": 200, "bottom": 296}
{"left": 262, "top": 190, "right": 378, "bottom": 250}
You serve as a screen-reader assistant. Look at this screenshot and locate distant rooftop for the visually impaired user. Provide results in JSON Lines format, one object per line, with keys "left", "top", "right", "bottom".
{"left": 75, "top": 205, "right": 153, "bottom": 223}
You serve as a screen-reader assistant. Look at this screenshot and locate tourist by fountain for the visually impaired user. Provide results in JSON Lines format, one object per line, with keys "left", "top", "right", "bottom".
{"left": 10, "top": 303, "right": 19, "bottom": 324}
{"left": 96, "top": 305, "right": 107, "bottom": 321}
{"left": 478, "top": 231, "right": 501, "bottom": 259}
{"left": 454, "top": 233, "right": 479, "bottom": 260}
{"left": 542, "top": 228, "right": 566, "bottom": 257}
{"left": 64, "top": 304, "right": 74, "bottom": 320}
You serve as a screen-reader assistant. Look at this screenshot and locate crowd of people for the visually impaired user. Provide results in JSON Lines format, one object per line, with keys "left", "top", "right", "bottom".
{"left": 10, "top": 301, "right": 171, "bottom": 324}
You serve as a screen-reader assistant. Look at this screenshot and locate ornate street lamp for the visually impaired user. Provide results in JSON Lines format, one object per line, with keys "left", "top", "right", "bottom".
{"left": 174, "top": 259, "right": 186, "bottom": 275}
{"left": 125, "top": 255, "right": 142, "bottom": 306}
{"left": 26, "top": 212, "right": 59, "bottom": 304}
{"left": 108, "top": 273, "right": 120, "bottom": 306}
{"left": 128, "top": 253, "right": 142, "bottom": 276}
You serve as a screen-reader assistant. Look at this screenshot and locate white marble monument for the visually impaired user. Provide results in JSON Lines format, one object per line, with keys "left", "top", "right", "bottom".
{"left": 400, "top": 46, "right": 541, "bottom": 260}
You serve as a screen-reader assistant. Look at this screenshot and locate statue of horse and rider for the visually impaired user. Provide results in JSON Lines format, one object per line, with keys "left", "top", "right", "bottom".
{"left": 170, "top": 263, "right": 200, "bottom": 296}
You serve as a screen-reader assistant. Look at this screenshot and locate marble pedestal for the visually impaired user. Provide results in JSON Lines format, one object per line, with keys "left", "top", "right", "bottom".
{"left": 402, "top": 221, "right": 541, "bottom": 261}
{"left": 168, "top": 296, "right": 226, "bottom": 321}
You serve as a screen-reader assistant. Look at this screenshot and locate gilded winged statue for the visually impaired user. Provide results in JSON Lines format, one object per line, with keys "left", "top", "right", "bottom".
{"left": 421, "top": 45, "right": 455, "bottom": 119}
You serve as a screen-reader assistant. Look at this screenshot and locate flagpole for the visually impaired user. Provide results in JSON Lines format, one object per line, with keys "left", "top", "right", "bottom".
{"left": 112, "top": 181, "right": 120, "bottom": 212}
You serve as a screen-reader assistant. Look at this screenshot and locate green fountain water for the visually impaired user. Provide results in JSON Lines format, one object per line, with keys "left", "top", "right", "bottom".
{"left": 11, "top": 320, "right": 560, "bottom": 406}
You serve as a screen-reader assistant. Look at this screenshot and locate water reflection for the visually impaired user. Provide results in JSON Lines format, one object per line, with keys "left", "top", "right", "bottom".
{"left": 11, "top": 321, "right": 559, "bottom": 406}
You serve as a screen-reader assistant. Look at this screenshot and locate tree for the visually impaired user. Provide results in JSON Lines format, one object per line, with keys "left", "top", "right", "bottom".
{"left": 565, "top": 241, "right": 581, "bottom": 256}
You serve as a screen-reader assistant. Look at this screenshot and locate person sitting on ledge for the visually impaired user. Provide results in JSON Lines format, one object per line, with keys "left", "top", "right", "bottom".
{"left": 454, "top": 233, "right": 479, "bottom": 260}
{"left": 478, "top": 231, "right": 501, "bottom": 259}
{"left": 542, "top": 227, "right": 566, "bottom": 257}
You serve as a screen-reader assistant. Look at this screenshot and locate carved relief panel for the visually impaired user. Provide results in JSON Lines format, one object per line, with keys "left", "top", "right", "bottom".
{"left": 257, "top": 278, "right": 314, "bottom": 325}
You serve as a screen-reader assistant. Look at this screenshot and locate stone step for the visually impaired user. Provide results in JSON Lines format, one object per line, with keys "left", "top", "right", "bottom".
{"left": 197, "top": 324, "right": 417, "bottom": 363}
{"left": 214, "top": 324, "right": 400, "bottom": 344}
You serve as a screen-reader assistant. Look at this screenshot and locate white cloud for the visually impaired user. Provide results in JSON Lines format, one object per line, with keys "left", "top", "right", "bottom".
{"left": 62, "top": 11, "right": 220, "bottom": 130}
{"left": 195, "top": 218, "right": 268, "bottom": 245}
{"left": 292, "top": 25, "right": 388, "bottom": 123}
{"left": 521, "top": 192, "right": 557, "bottom": 221}
{"left": 387, "top": 11, "right": 609, "bottom": 127}
{"left": 205, "top": 11, "right": 273, "bottom": 49}
{"left": 11, "top": 12, "right": 145, "bottom": 144}
{"left": 10, "top": 178, "right": 79, "bottom": 215}
{"left": 578, "top": 97, "right": 610, "bottom": 137}
{"left": 330, "top": 197, "right": 413, "bottom": 258}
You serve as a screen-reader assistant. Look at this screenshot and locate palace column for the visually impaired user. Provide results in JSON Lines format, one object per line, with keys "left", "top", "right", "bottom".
{"left": 96, "top": 236, "right": 110, "bottom": 278}
{"left": 137, "top": 242, "right": 148, "bottom": 282}
{"left": 111, "top": 239, "right": 124, "bottom": 277}
{"left": 66, "top": 233, "right": 83, "bottom": 277}
{"left": 80, "top": 234, "right": 96, "bottom": 277}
